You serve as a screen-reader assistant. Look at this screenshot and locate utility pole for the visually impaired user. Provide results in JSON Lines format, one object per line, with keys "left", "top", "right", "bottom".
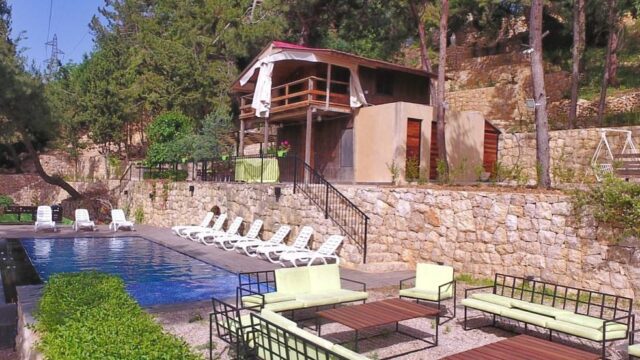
{"left": 44, "top": 34, "right": 64, "bottom": 80}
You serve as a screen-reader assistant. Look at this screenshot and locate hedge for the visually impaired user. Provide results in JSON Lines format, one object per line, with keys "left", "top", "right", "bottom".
{"left": 35, "top": 272, "right": 201, "bottom": 360}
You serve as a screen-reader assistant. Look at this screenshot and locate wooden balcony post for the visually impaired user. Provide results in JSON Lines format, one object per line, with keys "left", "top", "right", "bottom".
{"left": 305, "top": 107, "right": 312, "bottom": 182}
{"left": 308, "top": 77, "right": 314, "bottom": 102}
{"left": 263, "top": 118, "right": 269, "bottom": 154}
{"left": 239, "top": 119, "right": 245, "bottom": 156}
{"left": 325, "top": 63, "right": 332, "bottom": 109}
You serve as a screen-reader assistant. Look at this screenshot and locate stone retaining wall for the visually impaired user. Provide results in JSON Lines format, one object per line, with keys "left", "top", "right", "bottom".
{"left": 122, "top": 181, "right": 640, "bottom": 298}
{"left": 498, "top": 125, "right": 640, "bottom": 184}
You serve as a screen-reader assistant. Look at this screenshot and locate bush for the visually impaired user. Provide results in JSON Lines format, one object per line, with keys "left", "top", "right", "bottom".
{"left": 573, "top": 174, "right": 640, "bottom": 242}
{"left": 0, "top": 195, "right": 13, "bottom": 207}
{"left": 35, "top": 272, "right": 200, "bottom": 360}
{"left": 143, "top": 169, "right": 188, "bottom": 181}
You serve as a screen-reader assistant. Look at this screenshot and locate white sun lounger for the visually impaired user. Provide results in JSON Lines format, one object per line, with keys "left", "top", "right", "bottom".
{"left": 34, "top": 206, "right": 57, "bottom": 232}
{"left": 171, "top": 211, "right": 214, "bottom": 237}
{"left": 218, "top": 219, "right": 263, "bottom": 250}
{"left": 198, "top": 216, "right": 243, "bottom": 246}
{"left": 109, "top": 209, "right": 135, "bottom": 231}
{"left": 255, "top": 226, "right": 313, "bottom": 263}
{"left": 186, "top": 213, "right": 226, "bottom": 241}
{"left": 235, "top": 225, "right": 291, "bottom": 256}
{"left": 279, "top": 234, "right": 344, "bottom": 267}
{"left": 73, "top": 209, "right": 96, "bottom": 231}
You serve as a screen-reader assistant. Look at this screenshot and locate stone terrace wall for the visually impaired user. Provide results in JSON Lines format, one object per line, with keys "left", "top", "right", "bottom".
{"left": 334, "top": 185, "right": 639, "bottom": 298}
{"left": 122, "top": 182, "right": 357, "bottom": 264}
{"left": 122, "top": 181, "right": 640, "bottom": 298}
{"left": 499, "top": 125, "right": 640, "bottom": 184}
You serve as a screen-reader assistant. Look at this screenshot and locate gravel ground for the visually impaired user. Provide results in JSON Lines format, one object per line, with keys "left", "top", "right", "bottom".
{"left": 155, "top": 284, "right": 630, "bottom": 359}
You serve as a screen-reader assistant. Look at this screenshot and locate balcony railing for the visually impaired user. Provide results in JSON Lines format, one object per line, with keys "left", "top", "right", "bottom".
{"left": 239, "top": 76, "right": 351, "bottom": 119}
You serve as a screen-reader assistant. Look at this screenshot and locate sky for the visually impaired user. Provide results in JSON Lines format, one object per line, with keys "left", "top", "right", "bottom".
{"left": 8, "top": 0, "right": 104, "bottom": 69}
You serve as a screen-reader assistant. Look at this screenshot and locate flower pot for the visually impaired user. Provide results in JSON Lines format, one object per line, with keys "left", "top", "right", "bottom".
{"left": 277, "top": 150, "right": 287, "bottom": 158}
{"left": 221, "top": 155, "right": 229, "bottom": 161}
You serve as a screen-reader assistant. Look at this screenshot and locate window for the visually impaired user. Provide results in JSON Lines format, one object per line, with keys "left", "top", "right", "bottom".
{"left": 375, "top": 70, "right": 394, "bottom": 96}
{"left": 340, "top": 128, "right": 354, "bottom": 167}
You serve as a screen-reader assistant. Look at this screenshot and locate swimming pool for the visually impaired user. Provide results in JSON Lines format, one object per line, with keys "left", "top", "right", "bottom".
{"left": 21, "top": 237, "right": 238, "bottom": 307}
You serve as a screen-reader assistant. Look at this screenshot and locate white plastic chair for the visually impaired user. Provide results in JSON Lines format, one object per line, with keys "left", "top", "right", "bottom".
{"left": 235, "top": 225, "right": 291, "bottom": 256}
{"left": 34, "top": 206, "right": 56, "bottom": 232}
{"left": 172, "top": 212, "right": 214, "bottom": 237}
{"left": 279, "top": 235, "right": 344, "bottom": 267}
{"left": 109, "top": 209, "right": 135, "bottom": 231}
{"left": 73, "top": 209, "right": 96, "bottom": 232}
{"left": 256, "top": 226, "right": 313, "bottom": 263}
{"left": 199, "top": 216, "right": 243, "bottom": 246}
{"left": 186, "top": 213, "right": 227, "bottom": 241}
{"left": 218, "top": 219, "right": 263, "bottom": 250}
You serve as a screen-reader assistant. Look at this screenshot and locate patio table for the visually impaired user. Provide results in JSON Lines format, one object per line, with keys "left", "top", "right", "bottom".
{"left": 316, "top": 298, "right": 439, "bottom": 359}
{"left": 442, "top": 334, "right": 600, "bottom": 360}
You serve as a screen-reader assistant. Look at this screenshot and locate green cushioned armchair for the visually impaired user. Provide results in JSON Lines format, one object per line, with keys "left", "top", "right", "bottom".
{"left": 399, "top": 263, "right": 456, "bottom": 324}
{"left": 210, "top": 297, "right": 255, "bottom": 360}
{"left": 631, "top": 315, "right": 640, "bottom": 359}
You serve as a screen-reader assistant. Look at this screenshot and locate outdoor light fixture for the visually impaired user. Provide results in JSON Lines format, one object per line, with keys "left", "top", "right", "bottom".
{"left": 274, "top": 186, "right": 282, "bottom": 202}
{"left": 189, "top": 185, "right": 195, "bottom": 197}
{"left": 123, "top": 190, "right": 128, "bottom": 196}
{"left": 437, "top": 261, "right": 444, "bottom": 266}
{"left": 149, "top": 193, "right": 154, "bottom": 199}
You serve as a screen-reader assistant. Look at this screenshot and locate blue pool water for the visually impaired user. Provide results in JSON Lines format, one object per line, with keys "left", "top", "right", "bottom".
{"left": 21, "top": 237, "right": 238, "bottom": 306}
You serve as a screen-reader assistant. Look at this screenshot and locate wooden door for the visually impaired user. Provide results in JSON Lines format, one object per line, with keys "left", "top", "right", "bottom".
{"left": 429, "top": 122, "right": 438, "bottom": 180}
{"left": 406, "top": 119, "right": 422, "bottom": 180}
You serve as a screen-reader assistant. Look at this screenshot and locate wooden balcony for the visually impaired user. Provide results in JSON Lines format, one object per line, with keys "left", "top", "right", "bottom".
{"left": 239, "top": 76, "right": 352, "bottom": 121}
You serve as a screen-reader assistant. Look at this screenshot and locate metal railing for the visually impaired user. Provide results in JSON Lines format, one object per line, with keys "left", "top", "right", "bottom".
{"left": 135, "top": 154, "right": 369, "bottom": 263}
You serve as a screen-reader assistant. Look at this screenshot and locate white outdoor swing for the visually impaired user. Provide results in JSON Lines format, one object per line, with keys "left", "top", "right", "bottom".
{"left": 591, "top": 129, "right": 639, "bottom": 181}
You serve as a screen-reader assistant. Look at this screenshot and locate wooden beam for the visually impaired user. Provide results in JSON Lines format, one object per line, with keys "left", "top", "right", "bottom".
{"left": 239, "top": 119, "right": 245, "bottom": 155}
{"left": 305, "top": 107, "right": 312, "bottom": 167}
{"left": 325, "top": 63, "right": 331, "bottom": 110}
{"left": 263, "top": 118, "right": 269, "bottom": 154}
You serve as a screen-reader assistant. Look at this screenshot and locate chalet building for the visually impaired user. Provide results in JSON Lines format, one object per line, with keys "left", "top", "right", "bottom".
{"left": 232, "top": 41, "right": 499, "bottom": 183}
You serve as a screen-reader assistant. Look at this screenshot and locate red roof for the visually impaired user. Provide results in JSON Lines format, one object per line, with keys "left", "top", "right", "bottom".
{"left": 271, "top": 41, "right": 312, "bottom": 50}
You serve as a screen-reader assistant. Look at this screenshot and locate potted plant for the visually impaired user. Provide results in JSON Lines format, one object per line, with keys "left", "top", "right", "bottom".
{"left": 221, "top": 154, "right": 229, "bottom": 161}
{"left": 277, "top": 140, "right": 290, "bottom": 157}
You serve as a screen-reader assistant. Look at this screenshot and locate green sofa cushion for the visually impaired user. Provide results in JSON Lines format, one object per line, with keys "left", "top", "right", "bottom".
{"left": 308, "top": 264, "right": 342, "bottom": 293}
{"left": 511, "top": 301, "right": 572, "bottom": 318}
{"left": 297, "top": 293, "right": 342, "bottom": 307}
{"left": 400, "top": 287, "right": 451, "bottom": 301}
{"left": 629, "top": 344, "right": 640, "bottom": 357}
{"left": 242, "top": 292, "right": 297, "bottom": 305}
{"left": 546, "top": 319, "right": 628, "bottom": 341}
{"left": 470, "top": 293, "right": 513, "bottom": 308}
{"left": 331, "top": 344, "right": 371, "bottom": 360}
{"left": 260, "top": 309, "right": 298, "bottom": 329}
{"left": 555, "top": 313, "right": 628, "bottom": 332}
{"left": 264, "top": 300, "right": 305, "bottom": 312}
{"left": 275, "top": 267, "right": 311, "bottom": 294}
{"left": 461, "top": 298, "right": 507, "bottom": 315}
{"left": 501, "top": 308, "right": 551, "bottom": 327}
{"left": 415, "top": 263, "right": 454, "bottom": 298}
{"left": 325, "top": 289, "right": 368, "bottom": 303}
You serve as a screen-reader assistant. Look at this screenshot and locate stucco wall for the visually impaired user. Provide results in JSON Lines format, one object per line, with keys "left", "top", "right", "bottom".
{"left": 445, "top": 111, "right": 485, "bottom": 182}
{"left": 353, "top": 102, "right": 432, "bottom": 183}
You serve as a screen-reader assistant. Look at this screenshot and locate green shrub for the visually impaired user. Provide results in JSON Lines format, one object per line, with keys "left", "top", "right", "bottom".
{"left": 143, "top": 169, "right": 188, "bottom": 181}
{"left": 134, "top": 207, "right": 145, "bottom": 224}
{"left": 35, "top": 272, "right": 200, "bottom": 360}
{"left": 572, "top": 174, "right": 640, "bottom": 242}
{"left": 0, "top": 195, "right": 13, "bottom": 207}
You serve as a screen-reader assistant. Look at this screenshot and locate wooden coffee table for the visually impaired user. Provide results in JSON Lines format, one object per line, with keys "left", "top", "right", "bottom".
{"left": 443, "top": 334, "right": 600, "bottom": 360}
{"left": 316, "top": 298, "right": 439, "bottom": 358}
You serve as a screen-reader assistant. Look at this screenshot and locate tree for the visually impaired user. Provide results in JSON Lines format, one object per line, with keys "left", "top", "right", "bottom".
{"left": 435, "top": 0, "right": 450, "bottom": 177}
{"left": 408, "top": 0, "right": 436, "bottom": 103}
{"left": 145, "top": 112, "right": 194, "bottom": 165}
{"left": 0, "top": 0, "right": 81, "bottom": 198}
{"left": 597, "top": 0, "right": 619, "bottom": 125}
{"left": 568, "top": 0, "right": 585, "bottom": 129}
{"left": 191, "top": 108, "right": 235, "bottom": 161}
{"left": 530, "top": 0, "right": 552, "bottom": 188}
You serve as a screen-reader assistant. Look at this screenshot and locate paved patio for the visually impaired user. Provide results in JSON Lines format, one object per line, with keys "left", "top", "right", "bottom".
{"left": 0, "top": 224, "right": 414, "bottom": 289}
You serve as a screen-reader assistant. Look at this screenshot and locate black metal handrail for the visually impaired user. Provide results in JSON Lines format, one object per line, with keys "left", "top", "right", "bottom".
{"left": 293, "top": 159, "right": 369, "bottom": 263}
{"left": 129, "top": 154, "right": 369, "bottom": 263}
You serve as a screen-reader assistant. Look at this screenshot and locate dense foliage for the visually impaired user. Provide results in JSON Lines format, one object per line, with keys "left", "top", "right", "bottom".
{"left": 573, "top": 174, "right": 640, "bottom": 241}
{"left": 145, "top": 111, "right": 194, "bottom": 165}
{"left": 35, "top": 272, "right": 200, "bottom": 360}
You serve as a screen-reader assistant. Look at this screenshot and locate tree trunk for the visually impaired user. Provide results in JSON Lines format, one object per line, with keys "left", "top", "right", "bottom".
{"left": 609, "top": 28, "right": 620, "bottom": 86}
{"left": 530, "top": 0, "right": 551, "bottom": 188}
{"left": 409, "top": 0, "right": 436, "bottom": 104}
{"left": 6, "top": 143, "right": 23, "bottom": 173}
{"left": 436, "top": 0, "right": 449, "bottom": 177}
{"left": 597, "top": 0, "right": 618, "bottom": 125}
{"left": 568, "top": 0, "right": 585, "bottom": 129}
{"left": 18, "top": 128, "right": 83, "bottom": 199}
